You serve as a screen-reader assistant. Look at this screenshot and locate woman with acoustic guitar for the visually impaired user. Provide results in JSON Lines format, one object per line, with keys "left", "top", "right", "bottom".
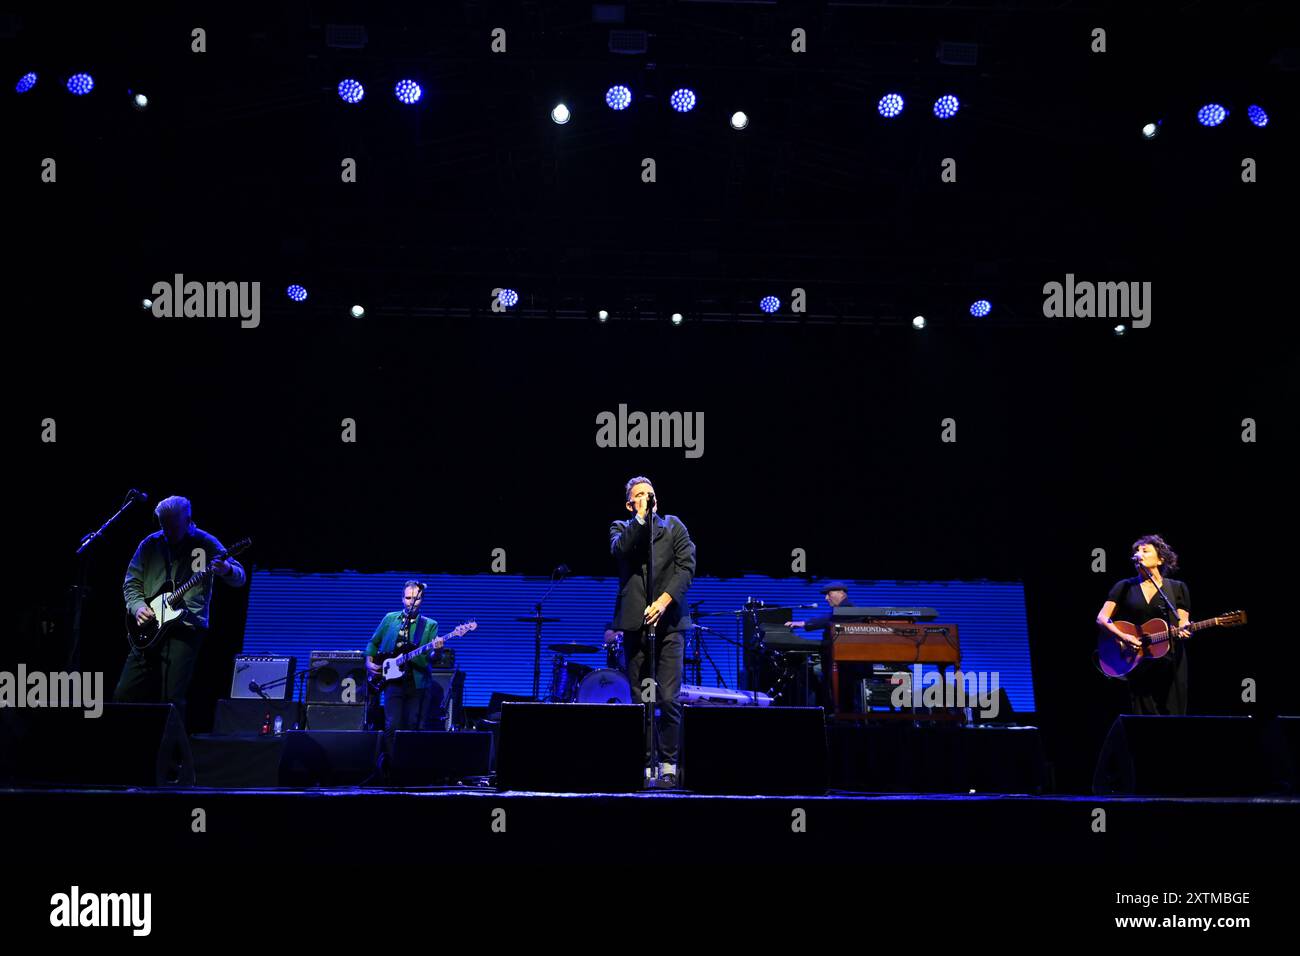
{"left": 1095, "top": 534, "right": 1192, "bottom": 715}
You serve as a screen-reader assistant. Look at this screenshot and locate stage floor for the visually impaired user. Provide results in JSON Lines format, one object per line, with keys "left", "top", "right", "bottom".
{"left": 5, "top": 785, "right": 1294, "bottom": 865}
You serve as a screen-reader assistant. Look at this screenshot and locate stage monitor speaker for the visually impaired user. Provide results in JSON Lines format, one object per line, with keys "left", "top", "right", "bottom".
{"left": 0, "top": 703, "right": 194, "bottom": 788}
{"left": 213, "top": 698, "right": 302, "bottom": 735}
{"left": 1093, "top": 715, "right": 1293, "bottom": 796}
{"left": 389, "top": 731, "right": 493, "bottom": 785}
{"left": 190, "top": 734, "right": 285, "bottom": 787}
{"left": 229, "top": 656, "right": 296, "bottom": 700}
{"left": 305, "top": 703, "right": 366, "bottom": 731}
{"left": 307, "top": 651, "right": 368, "bottom": 703}
{"left": 496, "top": 703, "right": 644, "bottom": 792}
{"left": 278, "top": 730, "right": 381, "bottom": 787}
{"left": 683, "top": 706, "right": 827, "bottom": 795}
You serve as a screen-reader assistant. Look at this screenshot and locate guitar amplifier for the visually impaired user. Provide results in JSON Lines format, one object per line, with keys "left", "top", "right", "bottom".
{"left": 307, "top": 651, "right": 369, "bottom": 703}
{"left": 229, "top": 656, "right": 296, "bottom": 700}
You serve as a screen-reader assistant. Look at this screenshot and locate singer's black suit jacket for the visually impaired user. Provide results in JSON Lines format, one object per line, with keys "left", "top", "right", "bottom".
{"left": 609, "top": 512, "right": 696, "bottom": 634}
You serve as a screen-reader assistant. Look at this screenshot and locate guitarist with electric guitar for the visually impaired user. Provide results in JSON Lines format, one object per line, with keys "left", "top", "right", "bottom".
{"left": 115, "top": 495, "right": 248, "bottom": 725}
{"left": 364, "top": 580, "right": 475, "bottom": 733}
{"left": 1094, "top": 534, "right": 1245, "bottom": 715}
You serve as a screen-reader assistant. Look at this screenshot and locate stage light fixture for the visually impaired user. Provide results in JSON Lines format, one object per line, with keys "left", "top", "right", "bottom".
{"left": 605, "top": 85, "right": 632, "bottom": 111}
{"left": 338, "top": 79, "right": 365, "bottom": 104}
{"left": 394, "top": 79, "right": 422, "bottom": 105}
{"left": 1196, "top": 103, "right": 1227, "bottom": 127}
{"left": 933, "top": 94, "right": 960, "bottom": 119}
{"left": 66, "top": 73, "right": 95, "bottom": 96}
{"left": 670, "top": 88, "right": 696, "bottom": 113}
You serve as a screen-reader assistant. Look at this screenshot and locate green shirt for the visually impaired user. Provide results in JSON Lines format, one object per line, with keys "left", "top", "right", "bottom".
{"left": 366, "top": 612, "right": 440, "bottom": 688}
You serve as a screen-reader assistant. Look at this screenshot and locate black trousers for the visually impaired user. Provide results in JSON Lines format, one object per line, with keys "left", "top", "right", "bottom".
{"left": 113, "top": 625, "right": 205, "bottom": 726}
{"left": 382, "top": 677, "right": 446, "bottom": 734}
{"left": 1127, "top": 646, "right": 1189, "bottom": 716}
{"left": 624, "top": 628, "right": 684, "bottom": 765}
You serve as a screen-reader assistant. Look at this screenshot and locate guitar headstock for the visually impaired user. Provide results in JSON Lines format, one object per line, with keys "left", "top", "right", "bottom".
{"left": 1219, "top": 610, "right": 1247, "bottom": 627}
{"left": 221, "top": 537, "right": 253, "bottom": 559}
{"left": 451, "top": 619, "right": 477, "bottom": 637}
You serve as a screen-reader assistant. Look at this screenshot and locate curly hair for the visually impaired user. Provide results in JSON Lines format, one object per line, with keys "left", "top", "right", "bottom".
{"left": 1131, "top": 534, "right": 1179, "bottom": 573}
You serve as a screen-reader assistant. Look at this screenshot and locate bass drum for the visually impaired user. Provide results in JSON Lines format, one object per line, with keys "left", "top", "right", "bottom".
{"left": 574, "top": 668, "right": 633, "bottom": 705}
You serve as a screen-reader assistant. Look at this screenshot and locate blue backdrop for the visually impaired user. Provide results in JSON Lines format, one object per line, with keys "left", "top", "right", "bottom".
{"left": 241, "top": 571, "right": 1036, "bottom": 711}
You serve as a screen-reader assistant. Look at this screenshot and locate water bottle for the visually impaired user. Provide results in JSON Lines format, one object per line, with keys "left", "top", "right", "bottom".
{"left": 273, "top": 715, "right": 283, "bottom": 735}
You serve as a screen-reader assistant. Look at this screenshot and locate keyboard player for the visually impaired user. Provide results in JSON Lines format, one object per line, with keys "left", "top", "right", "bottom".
{"left": 786, "top": 581, "right": 854, "bottom": 713}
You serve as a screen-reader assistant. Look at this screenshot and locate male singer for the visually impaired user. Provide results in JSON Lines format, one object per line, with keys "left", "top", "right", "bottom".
{"left": 607, "top": 476, "right": 696, "bottom": 788}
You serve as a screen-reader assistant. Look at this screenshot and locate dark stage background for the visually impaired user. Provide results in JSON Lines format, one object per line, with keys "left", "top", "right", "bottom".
{"left": 3, "top": 2, "right": 1293, "bottom": 793}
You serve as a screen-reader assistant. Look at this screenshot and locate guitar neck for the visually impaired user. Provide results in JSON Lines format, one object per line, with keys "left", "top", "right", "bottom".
{"left": 396, "top": 623, "right": 470, "bottom": 664}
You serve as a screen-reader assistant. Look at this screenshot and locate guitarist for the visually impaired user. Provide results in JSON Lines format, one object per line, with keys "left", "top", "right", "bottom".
{"left": 1095, "top": 534, "right": 1192, "bottom": 715}
{"left": 115, "top": 495, "right": 246, "bottom": 724}
{"left": 365, "top": 581, "right": 445, "bottom": 733}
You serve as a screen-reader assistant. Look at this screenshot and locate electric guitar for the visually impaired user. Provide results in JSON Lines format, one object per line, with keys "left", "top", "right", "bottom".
{"left": 124, "top": 538, "right": 252, "bottom": 651}
{"left": 1095, "top": 610, "right": 1246, "bottom": 679}
{"left": 369, "top": 619, "right": 477, "bottom": 692}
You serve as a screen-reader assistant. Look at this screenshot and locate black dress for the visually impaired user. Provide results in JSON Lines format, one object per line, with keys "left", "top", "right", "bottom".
{"left": 1106, "top": 575, "right": 1191, "bottom": 715}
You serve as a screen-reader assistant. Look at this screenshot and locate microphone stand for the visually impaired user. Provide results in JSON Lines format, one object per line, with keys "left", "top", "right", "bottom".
{"left": 644, "top": 500, "right": 659, "bottom": 782}
{"left": 529, "top": 567, "right": 567, "bottom": 700}
{"left": 68, "top": 491, "right": 146, "bottom": 671}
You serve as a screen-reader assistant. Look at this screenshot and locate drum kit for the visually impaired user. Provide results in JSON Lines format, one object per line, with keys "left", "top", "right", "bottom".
{"left": 545, "top": 637, "right": 633, "bottom": 704}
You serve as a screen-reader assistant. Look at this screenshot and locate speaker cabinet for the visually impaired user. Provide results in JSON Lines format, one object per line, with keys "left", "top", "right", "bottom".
{"left": 1094, "top": 715, "right": 1293, "bottom": 796}
{"left": 307, "top": 651, "right": 368, "bottom": 703}
{"left": 0, "top": 703, "right": 195, "bottom": 787}
{"left": 278, "top": 730, "right": 381, "bottom": 787}
{"left": 683, "top": 706, "right": 827, "bottom": 794}
{"left": 496, "top": 703, "right": 644, "bottom": 792}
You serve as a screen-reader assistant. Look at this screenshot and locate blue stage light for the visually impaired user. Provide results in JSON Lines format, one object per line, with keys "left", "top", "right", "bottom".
{"left": 338, "top": 79, "right": 365, "bottom": 104}
{"left": 287, "top": 285, "right": 308, "bottom": 302}
{"left": 878, "top": 93, "right": 904, "bottom": 118}
{"left": 970, "top": 299, "right": 992, "bottom": 317}
{"left": 394, "top": 79, "right": 422, "bottom": 105}
{"left": 1247, "top": 104, "right": 1269, "bottom": 128}
{"left": 933, "top": 94, "right": 960, "bottom": 119}
{"left": 500, "top": 288, "right": 519, "bottom": 308}
{"left": 759, "top": 296, "right": 780, "bottom": 314}
{"left": 1196, "top": 103, "right": 1227, "bottom": 127}
{"left": 670, "top": 88, "right": 697, "bottom": 113}
{"left": 16, "top": 72, "right": 37, "bottom": 94}
{"left": 66, "top": 73, "right": 95, "bottom": 96}
{"left": 605, "top": 85, "right": 632, "bottom": 111}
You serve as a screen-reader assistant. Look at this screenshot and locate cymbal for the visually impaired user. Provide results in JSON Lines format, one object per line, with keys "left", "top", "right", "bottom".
{"left": 548, "top": 643, "right": 602, "bottom": 655}
{"left": 515, "top": 615, "right": 562, "bottom": 623}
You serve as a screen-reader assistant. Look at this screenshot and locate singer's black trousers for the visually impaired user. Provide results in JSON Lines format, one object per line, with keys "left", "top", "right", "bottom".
{"left": 623, "top": 627, "right": 684, "bottom": 766}
{"left": 113, "top": 624, "right": 205, "bottom": 726}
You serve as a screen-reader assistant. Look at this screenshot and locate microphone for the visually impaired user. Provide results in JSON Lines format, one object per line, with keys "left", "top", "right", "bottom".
{"left": 249, "top": 680, "right": 269, "bottom": 700}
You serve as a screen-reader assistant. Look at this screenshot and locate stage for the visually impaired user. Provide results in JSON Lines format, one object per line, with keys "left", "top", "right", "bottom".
{"left": 6, "top": 785, "right": 1296, "bottom": 865}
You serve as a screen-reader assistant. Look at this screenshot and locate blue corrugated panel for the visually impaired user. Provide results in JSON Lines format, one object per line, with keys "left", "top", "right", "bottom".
{"left": 243, "top": 572, "right": 1034, "bottom": 711}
